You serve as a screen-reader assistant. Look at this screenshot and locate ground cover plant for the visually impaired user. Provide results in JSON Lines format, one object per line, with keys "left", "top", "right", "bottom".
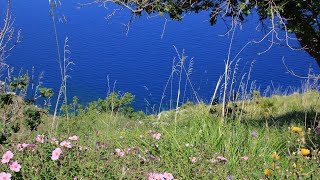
{"left": 0, "top": 90, "right": 320, "bottom": 179}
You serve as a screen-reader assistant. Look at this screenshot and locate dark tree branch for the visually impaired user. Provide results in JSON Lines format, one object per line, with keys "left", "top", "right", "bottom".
{"left": 0, "top": 0, "right": 21, "bottom": 69}
{"left": 0, "top": 0, "right": 11, "bottom": 43}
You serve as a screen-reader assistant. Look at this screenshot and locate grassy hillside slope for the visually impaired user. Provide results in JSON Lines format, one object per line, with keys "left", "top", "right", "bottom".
{"left": 1, "top": 91, "right": 320, "bottom": 179}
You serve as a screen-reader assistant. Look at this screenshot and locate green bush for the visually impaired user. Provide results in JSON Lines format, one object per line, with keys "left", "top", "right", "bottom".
{"left": 24, "top": 107, "right": 47, "bottom": 131}
{"left": 84, "top": 92, "right": 139, "bottom": 118}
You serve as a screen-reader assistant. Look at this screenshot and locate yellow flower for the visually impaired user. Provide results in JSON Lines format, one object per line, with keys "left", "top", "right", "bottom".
{"left": 271, "top": 152, "right": 280, "bottom": 160}
{"left": 291, "top": 127, "right": 302, "bottom": 133}
{"left": 300, "top": 148, "right": 310, "bottom": 156}
{"left": 299, "top": 165, "right": 303, "bottom": 172}
{"left": 264, "top": 169, "right": 272, "bottom": 176}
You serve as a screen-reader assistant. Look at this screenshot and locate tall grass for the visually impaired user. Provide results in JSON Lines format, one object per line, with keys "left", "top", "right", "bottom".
{"left": 2, "top": 87, "right": 319, "bottom": 179}
{"left": 50, "top": 1, "right": 74, "bottom": 135}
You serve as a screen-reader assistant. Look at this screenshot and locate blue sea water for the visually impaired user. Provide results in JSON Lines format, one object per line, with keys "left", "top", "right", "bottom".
{"left": 1, "top": 1, "right": 319, "bottom": 112}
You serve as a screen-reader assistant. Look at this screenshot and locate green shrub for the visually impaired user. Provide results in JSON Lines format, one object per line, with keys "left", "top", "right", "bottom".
{"left": 24, "top": 107, "right": 47, "bottom": 131}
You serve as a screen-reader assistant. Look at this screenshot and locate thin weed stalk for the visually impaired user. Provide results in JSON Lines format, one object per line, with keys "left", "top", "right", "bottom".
{"left": 50, "top": 1, "right": 73, "bottom": 135}
{"left": 174, "top": 46, "right": 185, "bottom": 134}
{"left": 50, "top": 1, "right": 63, "bottom": 134}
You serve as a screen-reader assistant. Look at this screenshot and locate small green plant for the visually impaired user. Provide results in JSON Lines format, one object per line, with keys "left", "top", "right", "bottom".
{"left": 104, "top": 92, "right": 135, "bottom": 113}
{"left": 261, "top": 98, "right": 274, "bottom": 115}
{"left": 0, "top": 92, "right": 25, "bottom": 144}
{"left": 181, "top": 101, "right": 194, "bottom": 109}
{"left": 127, "top": 109, "right": 146, "bottom": 120}
{"left": 91, "top": 92, "right": 136, "bottom": 115}
{"left": 9, "top": 74, "right": 29, "bottom": 91}
{"left": 39, "top": 88, "right": 54, "bottom": 98}
{"left": 252, "top": 90, "right": 261, "bottom": 103}
{"left": 0, "top": 93, "right": 15, "bottom": 108}
{"left": 39, "top": 88, "right": 54, "bottom": 107}
{"left": 69, "top": 92, "right": 139, "bottom": 118}
{"left": 24, "top": 106, "right": 47, "bottom": 131}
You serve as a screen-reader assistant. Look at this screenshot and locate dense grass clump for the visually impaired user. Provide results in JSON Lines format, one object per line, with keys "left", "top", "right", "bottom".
{"left": 1, "top": 91, "right": 320, "bottom": 179}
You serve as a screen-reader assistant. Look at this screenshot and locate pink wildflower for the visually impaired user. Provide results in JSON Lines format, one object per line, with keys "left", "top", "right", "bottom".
{"left": 141, "top": 157, "right": 147, "bottom": 162}
{"left": 60, "top": 141, "right": 72, "bottom": 148}
{"left": 217, "top": 156, "right": 228, "bottom": 162}
{"left": 26, "top": 144, "right": 37, "bottom": 151}
{"left": 115, "top": 148, "right": 124, "bottom": 157}
{"left": 118, "top": 152, "right": 125, "bottom": 157}
{"left": 148, "top": 173, "right": 163, "bottom": 180}
{"left": 148, "top": 155, "right": 159, "bottom": 161}
{"left": 139, "top": 154, "right": 146, "bottom": 163}
{"left": 1, "top": 151, "right": 13, "bottom": 164}
{"left": 163, "top": 172, "right": 174, "bottom": 180}
{"left": 152, "top": 133, "right": 161, "bottom": 139}
{"left": 251, "top": 132, "right": 257, "bottom": 137}
{"left": 125, "top": 148, "right": 132, "bottom": 154}
{"left": 115, "top": 148, "right": 121, "bottom": 153}
{"left": 9, "top": 161, "right": 21, "bottom": 172}
{"left": 68, "top": 135, "right": 79, "bottom": 141}
{"left": 36, "top": 134, "right": 45, "bottom": 143}
{"left": 209, "top": 158, "right": 218, "bottom": 163}
{"left": 51, "top": 138, "right": 59, "bottom": 145}
{"left": 22, "top": 143, "right": 29, "bottom": 148}
{"left": 0, "top": 172, "right": 11, "bottom": 180}
{"left": 16, "top": 144, "right": 24, "bottom": 151}
{"left": 190, "top": 157, "right": 197, "bottom": 163}
{"left": 16, "top": 143, "right": 30, "bottom": 151}
{"left": 226, "top": 175, "right": 234, "bottom": 180}
{"left": 51, "top": 148, "right": 62, "bottom": 161}
{"left": 79, "top": 146, "right": 89, "bottom": 151}
{"left": 241, "top": 156, "right": 248, "bottom": 161}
